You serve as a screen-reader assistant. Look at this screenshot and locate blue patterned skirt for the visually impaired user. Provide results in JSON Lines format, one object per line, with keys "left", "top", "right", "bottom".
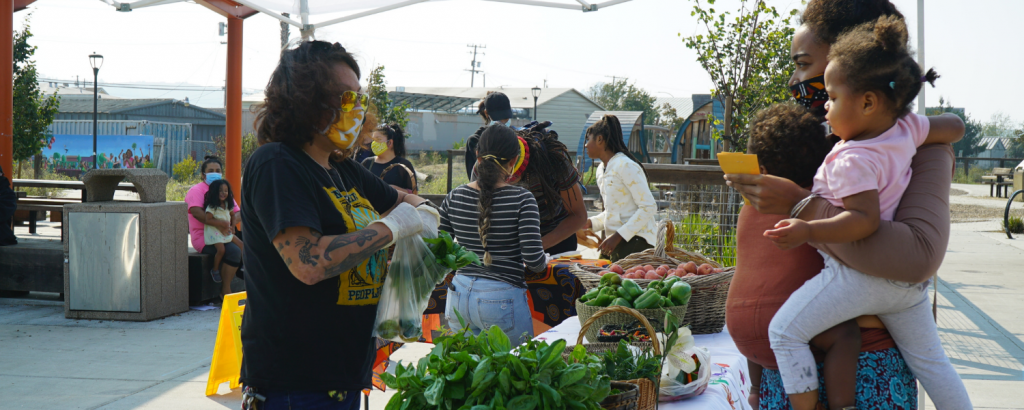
{"left": 760, "top": 347, "right": 918, "bottom": 410}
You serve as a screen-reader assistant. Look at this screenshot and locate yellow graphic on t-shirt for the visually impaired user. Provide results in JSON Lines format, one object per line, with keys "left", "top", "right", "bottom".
{"left": 324, "top": 186, "right": 387, "bottom": 306}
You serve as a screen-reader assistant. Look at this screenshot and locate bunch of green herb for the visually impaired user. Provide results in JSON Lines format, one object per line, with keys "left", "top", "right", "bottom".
{"left": 381, "top": 311, "right": 612, "bottom": 410}
{"left": 424, "top": 231, "right": 480, "bottom": 270}
{"left": 600, "top": 339, "right": 662, "bottom": 383}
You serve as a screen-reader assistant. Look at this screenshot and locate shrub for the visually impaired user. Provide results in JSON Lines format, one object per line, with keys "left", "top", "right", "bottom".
{"left": 1005, "top": 216, "right": 1024, "bottom": 234}
{"left": 172, "top": 156, "right": 199, "bottom": 181}
{"left": 166, "top": 177, "right": 199, "bottom": 202}
{"left": 674, "top": 214, "right": 737, "bottom": 266}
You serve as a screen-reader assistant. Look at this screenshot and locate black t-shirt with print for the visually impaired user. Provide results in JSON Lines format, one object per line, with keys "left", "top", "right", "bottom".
{"left": 361, "top": 156, "right": 417, "bottom": 192}
{"left": 239, "top": 142, "right": 398, "bottom": 392}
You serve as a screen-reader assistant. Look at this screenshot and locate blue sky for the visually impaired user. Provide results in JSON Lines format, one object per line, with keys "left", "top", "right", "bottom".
{"left": 19, "top": 0, "right": 1023, "bottom": 126}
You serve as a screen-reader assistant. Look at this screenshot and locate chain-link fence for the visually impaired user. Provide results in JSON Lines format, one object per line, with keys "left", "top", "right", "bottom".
{"left": 657, "top": 184, "right": 742, "bottom": 266}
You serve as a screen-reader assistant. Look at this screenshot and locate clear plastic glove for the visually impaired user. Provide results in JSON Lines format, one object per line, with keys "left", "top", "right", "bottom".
{"left": 416, "top": 204, "right": 441, "bottom": 238}
{"left": 373, "top": 202, "right": 422, "bottom": 246}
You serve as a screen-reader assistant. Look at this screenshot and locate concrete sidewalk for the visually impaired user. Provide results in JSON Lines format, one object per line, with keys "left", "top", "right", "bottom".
{"left": 2, "top": 184, "right": 1022, "bottom": 409}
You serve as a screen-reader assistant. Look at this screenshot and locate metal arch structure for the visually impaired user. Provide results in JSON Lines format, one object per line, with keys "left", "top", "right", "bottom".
{"left": 74, "top": 0, "right": 632, "bottom": 199}
{"left": 670, "top": 98, "right": 724, "bottom": 163}
{"left": 390, "top": 92, "right": 479, "bottom": 114}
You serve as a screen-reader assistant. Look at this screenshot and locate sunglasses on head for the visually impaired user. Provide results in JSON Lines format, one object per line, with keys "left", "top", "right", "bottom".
{"left": 341, "top": 90, "right": 368, "bottom": 112}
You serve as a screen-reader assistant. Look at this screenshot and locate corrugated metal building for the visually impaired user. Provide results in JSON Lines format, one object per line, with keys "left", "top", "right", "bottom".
{"left": 56, "top": 97, "right": 226, "bottom": 142}
{"left": 977, "top": 136, "right": 1013, "bottom": 168}
{"left": 389, "top": 87, "right": 603, "bottom": 152}
{"left": 667, "top": 94, "right": 725, "bottom": 162}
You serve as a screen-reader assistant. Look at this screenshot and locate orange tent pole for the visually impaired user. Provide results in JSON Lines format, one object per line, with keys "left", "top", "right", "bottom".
{"left": 225, "top": 17, "right": 242, "bottom": 202}
{"left": 0, "top": 0, "right": 12, "bottom": 182}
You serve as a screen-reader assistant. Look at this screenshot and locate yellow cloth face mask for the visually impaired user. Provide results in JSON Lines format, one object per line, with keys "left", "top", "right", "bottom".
{"left": 371, "top": 141, "right": 389, "bottom": 156}
{"left": 323, "top": 91, "right": 368, "bottom": 150}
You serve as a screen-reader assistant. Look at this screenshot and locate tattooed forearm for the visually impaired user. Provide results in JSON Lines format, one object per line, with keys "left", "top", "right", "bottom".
{"left": 322, "top": 230, "right": 382, "bottom": 261}
{"left": 321, "top": 236, "right": 391, "bottom": 280}
{"left": 294, "top": 237, "right": 320, "bottom": 266}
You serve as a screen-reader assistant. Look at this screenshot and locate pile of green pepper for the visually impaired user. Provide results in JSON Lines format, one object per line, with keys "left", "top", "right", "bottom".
{"left": 579, "top": 273, "right": 692, "bottom": 309}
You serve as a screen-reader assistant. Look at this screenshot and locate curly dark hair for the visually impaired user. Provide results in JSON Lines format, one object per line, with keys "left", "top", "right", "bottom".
{"left": 255, "top": 40, "right": 370, "bottom": 161}
{"left": 800, "top": 0, "right": 903, "bottom": 44}
{"left": 747, "top": 102, "right": 833, "bottom": 188}
{"left": 516, "top": 122, "right": 578, "bottom": 220}
{"left": 829, "top": 16, "right": 938, "bottom": 118}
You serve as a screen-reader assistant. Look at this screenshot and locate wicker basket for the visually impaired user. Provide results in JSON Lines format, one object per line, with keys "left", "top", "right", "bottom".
{"left": 615, "top": 220, "right": 722, "bottom": 270}
{"left": 576, "top": 300, "right": 687, "bottom": 343}
{"left": 564, "top": 306, "right": 662, "bottom": 410}
{"left": 600, "top": 382, "right": 639, "bottom": 410}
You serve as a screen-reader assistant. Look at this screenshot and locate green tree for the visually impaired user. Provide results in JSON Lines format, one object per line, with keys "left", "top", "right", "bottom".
{"left": 981, "top": 112, "right": 1019, "bottom": 138}
{"left": 926, "top": 97, "right": 983, "bottom": 157}
{"left": 682, "top": 0, "right": 797, "bottom": 152}
{"left": 586, "top": 79, "right": 660, "bottom": 125}
{"left": 658, "top": 102, "right": 686, "bottom": 132}
{"left": 13, "top": 15, "right": 60, "bottom": 175}
{"left": 367, "top": 65, "right": 410, "bottom": 130}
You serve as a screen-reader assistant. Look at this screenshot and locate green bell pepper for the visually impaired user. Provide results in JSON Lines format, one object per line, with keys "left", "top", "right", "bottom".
{"left": 669, "top": 281, "right": 692, "bottom": 306}
{"left": 633, "top": 289, "right": 661, "bottom": 309}
{"left": 610, "top": 298, "right": 633, "bottom": 308}
{"left": 586, "top": 294, "right": 615, "bottom": 307}
{"left": 600, "top": 273, "right": 622, "bottom": 288}
{"left": 648, "top": 280, "right": 662, "bottom": 290}
{"left": 617, "top": 286, "right": 632, "bottom": 300}
{"left": 621, "top": 279, "right": 643, "bottom": 299}
{"left": 580, "top": 288, "right": 599, "bottom": 303}
{"left": 662, "top": 277, "right": 680, "bottom": 290}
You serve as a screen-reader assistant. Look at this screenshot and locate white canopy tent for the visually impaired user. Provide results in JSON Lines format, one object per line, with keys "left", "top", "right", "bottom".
{"left": 101, "top": 0, "right": 632, "bottom": 38}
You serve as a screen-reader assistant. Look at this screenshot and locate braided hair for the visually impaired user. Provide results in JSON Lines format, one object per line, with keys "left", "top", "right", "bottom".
{"left": 585, "top": 115, "right": 649, "bottom": 180}
{"left": 516, "top": 124, "right": 576, "bottom": 219}
{"left": 476, "top": 124, "right": 519, "bottom": 266}
{"left": 829, "top": 15, "right": 938, "bottom": 118}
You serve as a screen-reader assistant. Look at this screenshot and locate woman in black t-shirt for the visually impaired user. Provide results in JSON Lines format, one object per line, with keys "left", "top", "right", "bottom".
{"left": 240, "top": 40, "right": 438, "bottom": 410}
{"left": 361, "top": 123, "right": 418, "bottom": 194}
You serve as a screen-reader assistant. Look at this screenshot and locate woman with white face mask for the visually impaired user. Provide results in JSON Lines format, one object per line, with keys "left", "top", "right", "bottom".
{"left": 464, "top": 92, "right": 514, "bottom": 179}
{"left": 240, "top": 40, "right": 438, "bottom": 410}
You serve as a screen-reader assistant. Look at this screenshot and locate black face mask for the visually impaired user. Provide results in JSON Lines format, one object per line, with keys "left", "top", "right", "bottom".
{"left": 790, "top": 74, "right": 828, "bottom": 116}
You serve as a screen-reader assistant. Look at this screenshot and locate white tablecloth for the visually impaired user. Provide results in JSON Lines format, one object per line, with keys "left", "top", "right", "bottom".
{"left": 535, "top": 317, "right": 753, "bottom": 410}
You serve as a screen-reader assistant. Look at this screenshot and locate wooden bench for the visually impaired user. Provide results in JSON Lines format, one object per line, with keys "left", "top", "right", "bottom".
{"left": 0, "top": 239, "right": 64, "bottom": 294}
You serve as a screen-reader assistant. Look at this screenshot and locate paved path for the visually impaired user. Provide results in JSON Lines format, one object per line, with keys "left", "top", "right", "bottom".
{"left": 2, "top": 186, "right": 1022, "bottom": 409}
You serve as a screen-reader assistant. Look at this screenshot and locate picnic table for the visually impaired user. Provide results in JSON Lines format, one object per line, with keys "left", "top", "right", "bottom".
{"left": 983, "top": 168, "right": 1015, "bottom": 198}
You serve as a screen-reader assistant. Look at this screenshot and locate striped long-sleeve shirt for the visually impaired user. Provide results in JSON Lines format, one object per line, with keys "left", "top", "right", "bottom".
{"left": 439, "top": 185, "right": 547, "bottom": 287}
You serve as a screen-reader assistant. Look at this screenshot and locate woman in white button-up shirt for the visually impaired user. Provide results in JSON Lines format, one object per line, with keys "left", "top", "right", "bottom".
{"left": 583, "top": 115, "right": 658, "bottom": 261}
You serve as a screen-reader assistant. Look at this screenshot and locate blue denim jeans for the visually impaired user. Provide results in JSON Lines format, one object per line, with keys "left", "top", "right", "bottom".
{"left": 258, "top": 390, "right": 360, "bottom": 410}
{"left": 445, "top": 275, "right": 534, "bottom": 344}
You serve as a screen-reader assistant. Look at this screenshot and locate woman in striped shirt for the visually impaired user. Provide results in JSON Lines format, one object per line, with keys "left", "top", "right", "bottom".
{"left": 439, "top": 123, "right": 548, "bottom": 343}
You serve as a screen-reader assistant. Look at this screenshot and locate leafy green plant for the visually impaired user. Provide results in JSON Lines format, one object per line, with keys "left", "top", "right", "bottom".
{"left": 172, "top": 156, "right": 199, "bottom": 182}
{"left": 674, "top": 214, "right": 736, "bottom": 266}
{"left": 1005, "top": 216, "right": 1024, "bottom": 234}
{"left": 368, "top": 65, "right": 411, "bottom": 130}
{"left": 381, "top": 312, "right": 612, "bottom": 410}
{"left": 682, "top": 0, "right": 798, "bottom": 151}
{"left": 12, "top": 14, "right": 59, "bottom": 168}
{"left": 452, "top": 138, "right": 467, "bottom": 151}
{"left": 581, "top": 167, "right": 597, "bottom": 186}
{"left": 600, "top": 339, "right": 661, "bottom": 383}
{"left": 166, "top": 177, "right": 199, "bottom": 202}
{"left": 424, "top": 231, "right": 480, "bottom": 270}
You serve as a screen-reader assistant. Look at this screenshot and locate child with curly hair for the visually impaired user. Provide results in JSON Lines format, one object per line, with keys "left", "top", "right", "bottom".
{"left": 763, "top": 16, "right": 971, "bottom": 410}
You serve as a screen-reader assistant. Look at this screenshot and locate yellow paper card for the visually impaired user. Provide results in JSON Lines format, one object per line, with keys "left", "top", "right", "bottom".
{"left": 717, "top": 153, "right": 760, "bottom": 205}
{"left": 717, "top": 152, "right": 760, "bottom": 175}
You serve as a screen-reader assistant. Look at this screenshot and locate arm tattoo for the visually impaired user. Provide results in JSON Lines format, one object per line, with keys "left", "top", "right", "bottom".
{"left": 294, "top": 237, "right": 320, "bottom": 266}
{"left": 322, "top": 230, "right": 381, "bottom": 261}
{"left": 321, "top": 236, "right": 391, "bottom": 280}
{"left": 309, "top": 228, "right": 323, "bottom": 239}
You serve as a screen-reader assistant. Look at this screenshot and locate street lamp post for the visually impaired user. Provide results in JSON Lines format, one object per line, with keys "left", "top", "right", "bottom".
{"left": 531, "top": 86, "right": 541, "bottom": 121}
{"left": 89, "top": 53, "right": 103, "bottom": 169}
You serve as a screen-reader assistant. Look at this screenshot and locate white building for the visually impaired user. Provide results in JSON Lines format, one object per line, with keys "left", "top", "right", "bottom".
{"left": 390, "top": 87, "right": 603, "bottom": 152}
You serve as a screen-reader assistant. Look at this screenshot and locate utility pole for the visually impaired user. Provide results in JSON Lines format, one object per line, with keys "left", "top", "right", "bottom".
{"left": 280, "top": 12, "right": 290, "bottom": 49}
{"left": 466, "top": 44, "right": 485, "bottom": 87}
{"left": 916, "top": 0, "right": 925, "bottom": 115}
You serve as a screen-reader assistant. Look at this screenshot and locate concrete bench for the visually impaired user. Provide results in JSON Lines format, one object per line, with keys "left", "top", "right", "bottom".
{"left": 188, "top": 251, "right": 220, "bottom": 306}
{"left": 0, "top": 239, "right": 64, "bottom": 294}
